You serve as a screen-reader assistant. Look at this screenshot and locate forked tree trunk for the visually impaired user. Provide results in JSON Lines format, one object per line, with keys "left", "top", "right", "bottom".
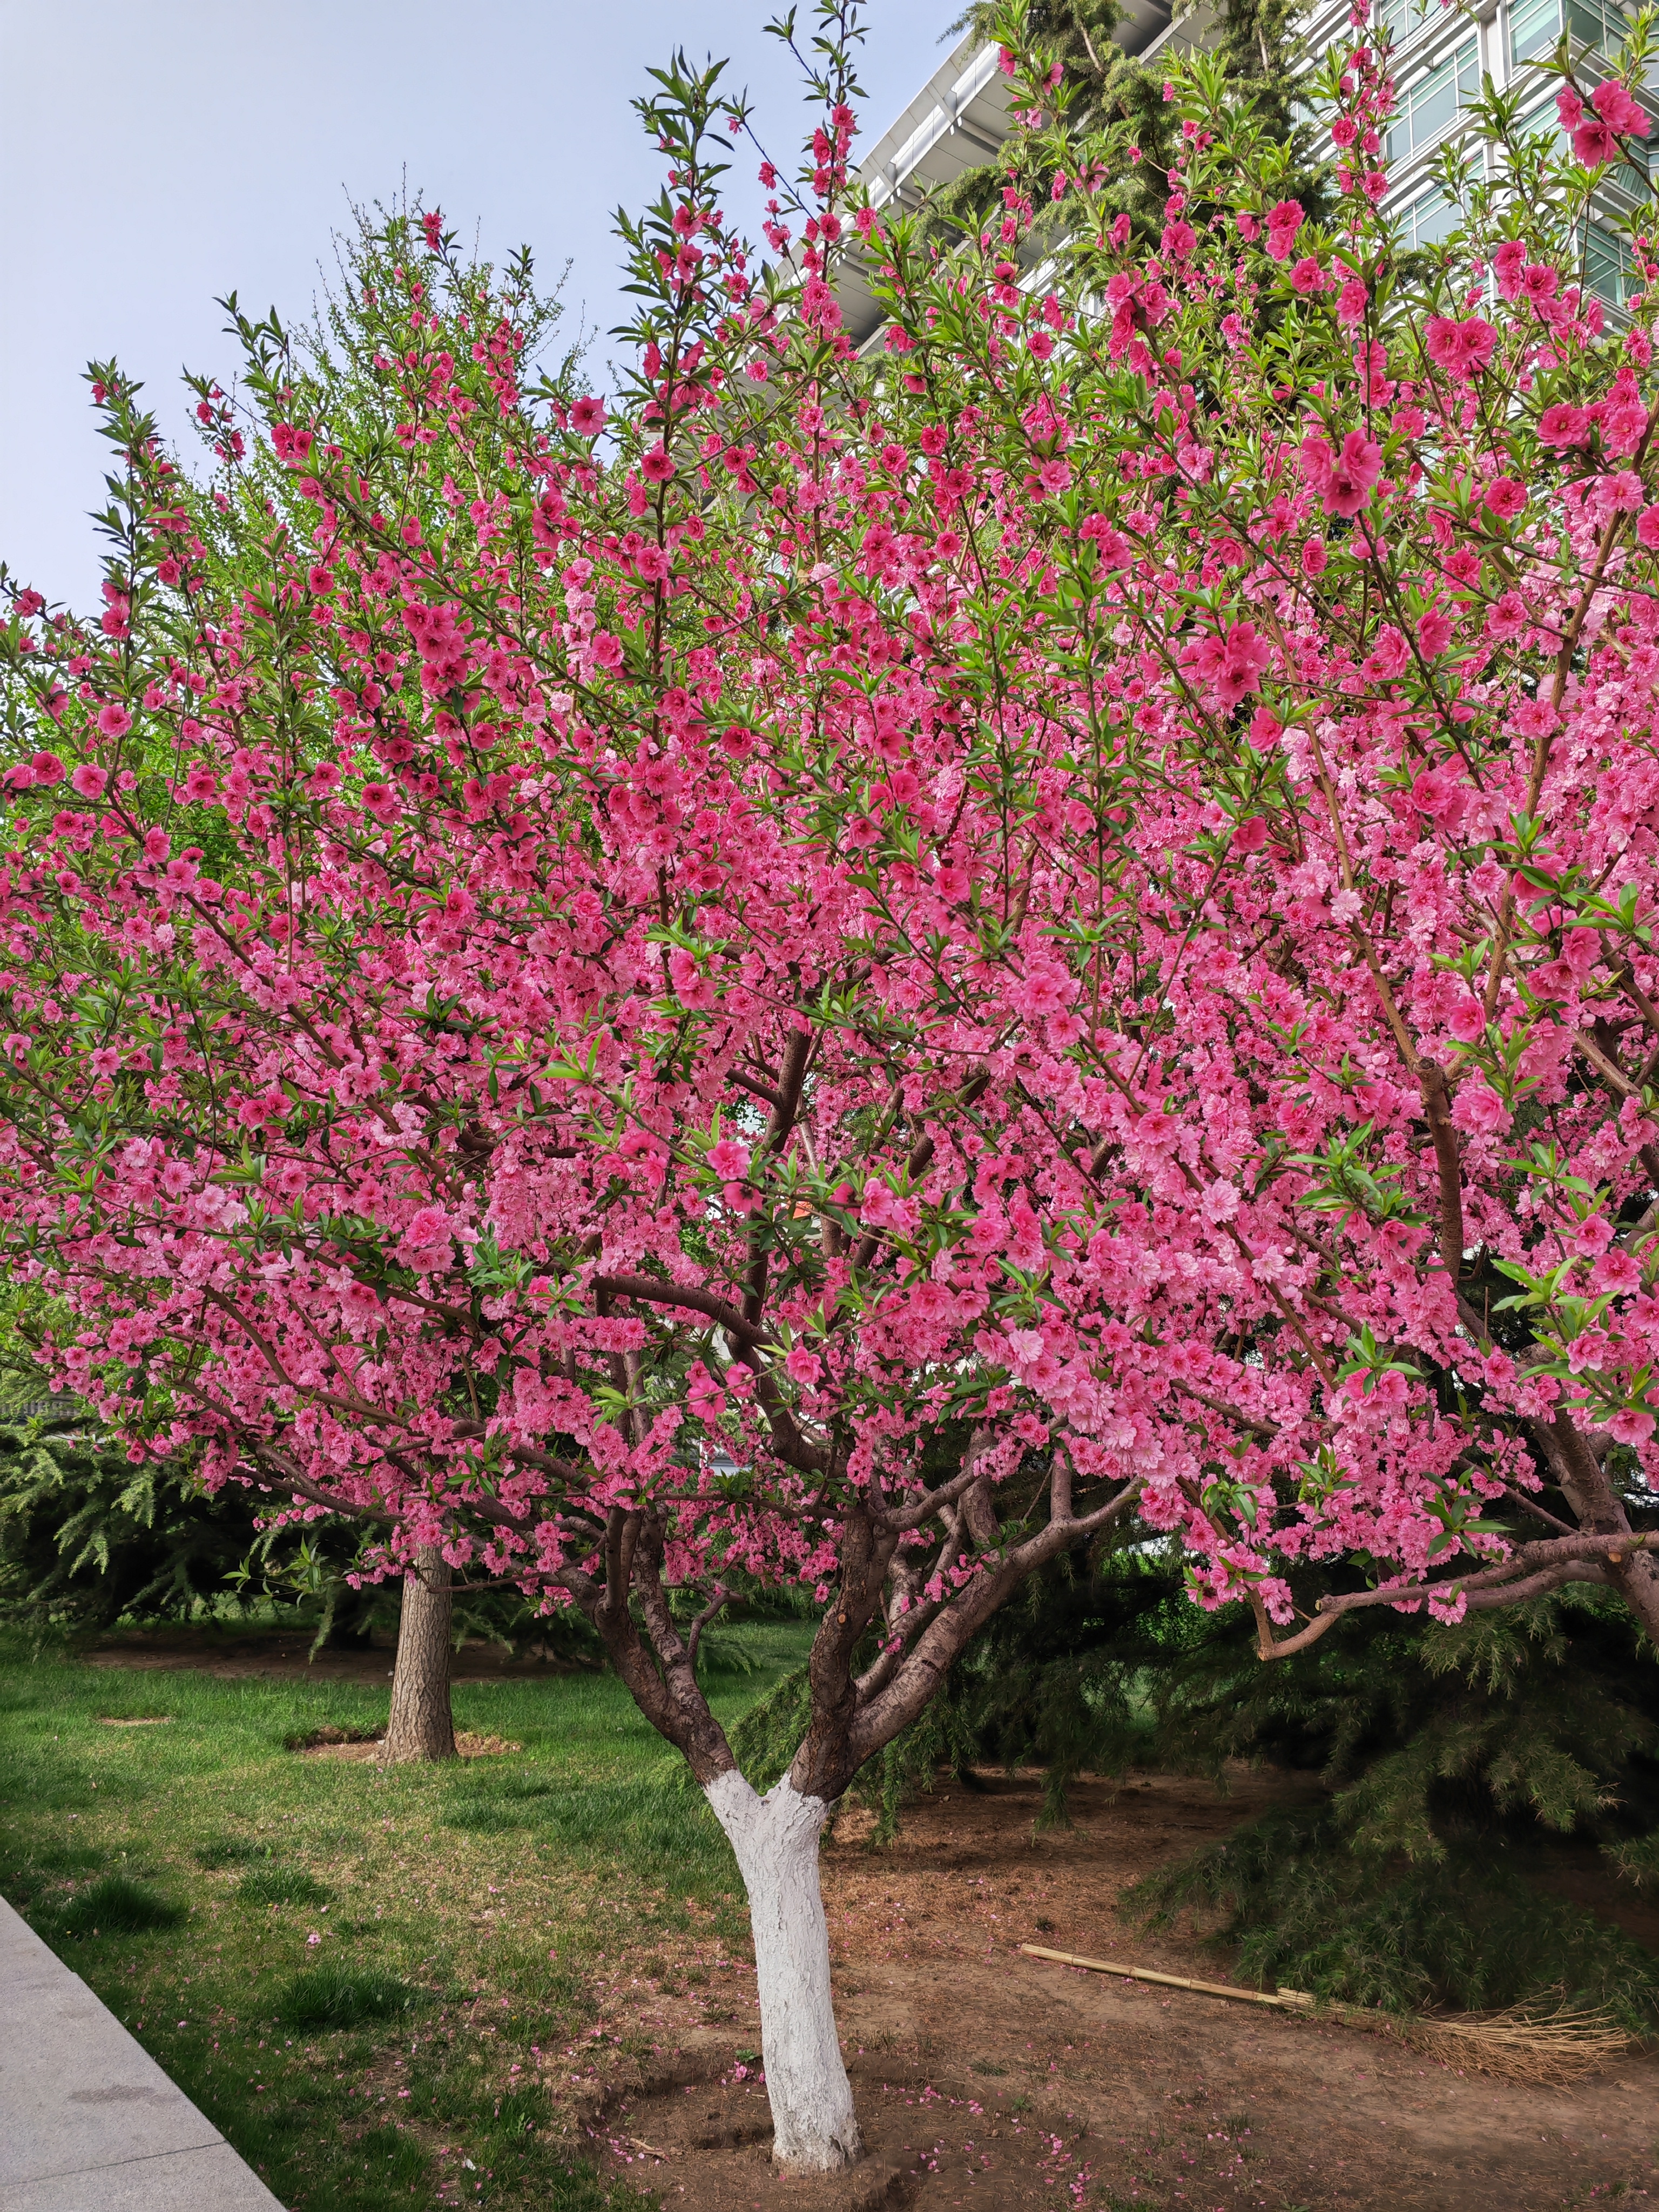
{"left": 705, "top": 1769, "right": 860, "bottom": 2173}
{"left": 381, "top": 1546, "right": 457, "bottom": 1763}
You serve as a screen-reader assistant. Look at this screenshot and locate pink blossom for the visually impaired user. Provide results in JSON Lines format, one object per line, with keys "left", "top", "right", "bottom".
{"left": 1573, "top": 119, "right": 1618, "bottom": 165}
{"left": 1590, "top": 77, "right": 1648, "bottom": 136}
{"left": 1179, "top": 619, "right": 1272, "bottom": 705}
{"left": 1492, "top": 240, "right": 1527, "bottom": 299}
{"left": 569, "top": 396, "right": 606, "bottom": 436}
{"left": 1201, "top": 1179, "right": 1241, "bottom": 1224}
{"left": 70, "top": 764, "right": 108, "bottom": 799}
{"left": 1608, "top": 1405, "right": 1656, "bottom": 1444}
{"left": 1264, "top": 199, "right": 1304, "bottom": 260}
{"left": 1603, "top": 400, "right": 1647, "bottom": 455}
{"left": 1601, "top": 470, "right": 1646, "bottom": 512}
{"left": 1336, "top": 278, "right": 1369, "bottom": 325}
{"left": 1538, "top": 403, "right": 1590, "bottom": 447}
{"left": 1594, "top": 1248, "right": 1643, "bottom": 1295}
{"left": 1452, "top": 1081, "right": 1508, "bottom": 1135}
{"left": 1424, "top": 315, "right": 1498, "bottom": 381}
{"left": 1411, "top": 767, "right": 1466, "bottom": 827}
{"left": 706, "top": 1137, "right": 751, "bottom": 1179}
{"left": 1486, "top": 590, "right": 1530, "bottom": 640}
{"left": 1301, "top": 428, "right": 1384, "bottom": 518}
{"left": 1483, "top": 476, "right": 1527, "bottom": 519}
{"left": 97, "top": 703, "right": 132, "bottom": 739}
{"left": 859, "top": 1181, "right": 921, "bottom": 1236}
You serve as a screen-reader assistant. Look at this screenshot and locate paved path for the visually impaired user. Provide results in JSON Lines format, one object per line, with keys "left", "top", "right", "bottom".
{"left": 0, "top": 1897, "right": 285, "bottom": 2210}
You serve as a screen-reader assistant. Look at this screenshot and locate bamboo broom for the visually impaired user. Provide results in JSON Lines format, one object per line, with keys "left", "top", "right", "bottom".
{"left": 1019, "top": 1943, "right": 1313, "bottom": 2009}
{"left": 1017, "top": 1945, "right": 1630, "bottom": 2085}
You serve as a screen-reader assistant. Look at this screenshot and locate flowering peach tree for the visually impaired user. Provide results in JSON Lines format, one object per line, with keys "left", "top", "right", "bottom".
{"left": 3, "top": 0, "right": 1659, "bottom": 2169}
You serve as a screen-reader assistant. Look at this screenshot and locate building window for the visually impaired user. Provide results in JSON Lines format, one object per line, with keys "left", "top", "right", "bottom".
{"left": 1510, "top": 0, "right": 1631, "bottom": 68}
{"left": 1375, "top": 0, "right": 1433, "bottom": 53}
{"left": 1386, "top": 38, "right": 1481, "bottom": 164}
{"left": 1398, "top": 184, "right": 1458, "bottom": 247}
{"left": 1584, "top": 224, "right": 1637, "bottom": 304}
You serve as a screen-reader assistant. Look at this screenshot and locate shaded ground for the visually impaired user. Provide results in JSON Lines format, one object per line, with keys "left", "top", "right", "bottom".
{"left": 85, "top": 1621, "right": 583, "bottom": 1682}
{"left": 584, "top": 1772, "right": 1659, "bottom": 2212}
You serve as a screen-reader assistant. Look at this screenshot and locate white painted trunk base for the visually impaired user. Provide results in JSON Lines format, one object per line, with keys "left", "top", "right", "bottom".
{"left": 704, "top": 1769, "right": 862, "bottom": 2173}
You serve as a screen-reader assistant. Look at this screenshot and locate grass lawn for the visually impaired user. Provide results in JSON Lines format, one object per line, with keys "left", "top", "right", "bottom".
{"left": 0, "top": 1621, "right": 811, "bottom": 2210}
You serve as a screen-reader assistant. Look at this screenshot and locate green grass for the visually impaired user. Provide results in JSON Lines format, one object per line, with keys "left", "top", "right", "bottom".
{"left": 241, "top": 1866, "right": 332, "bottom": 1907}
{"left": 0, "top": 1622, "right": 810, "bottom": 2210}
{"left": 56, "top": 1872, "right": 185, "bottom": 1936}
{"left": 276, "top": 1962, "right": 425, "bottom": 2029}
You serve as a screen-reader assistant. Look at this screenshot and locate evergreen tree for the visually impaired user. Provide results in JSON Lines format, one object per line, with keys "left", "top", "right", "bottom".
{"left": 921, "top": 0, "right": 1314, "bottom": 247}
{"left": 1127, "top": 1606, "right": 1659, "bottom": 2026}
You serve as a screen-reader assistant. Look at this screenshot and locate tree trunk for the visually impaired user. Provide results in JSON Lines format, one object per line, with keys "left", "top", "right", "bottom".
{"left": 381, "top": 1547, "right": 457, "bottom": 1763}
{"left": 704, "top": 1769, "right": 861, "bottom": 2173}
{"left": 1610, "top": 1549, "right": 1659, "bottom": 1648}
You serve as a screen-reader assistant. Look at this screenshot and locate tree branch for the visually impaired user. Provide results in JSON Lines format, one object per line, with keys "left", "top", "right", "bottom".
{"left": 1419, "top": 1061, "right": 1465, "bottom": 1282}
{"left": 591, "top": 1274, "right": 764, "bottom": 1343}
{"left": 1249, "top": 1532, "right": 1657, "bottom": 1658}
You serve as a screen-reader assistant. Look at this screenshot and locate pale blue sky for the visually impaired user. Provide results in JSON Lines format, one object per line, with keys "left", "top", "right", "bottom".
{"left": 1, "top": 1, "right": 946, "bottom": 611}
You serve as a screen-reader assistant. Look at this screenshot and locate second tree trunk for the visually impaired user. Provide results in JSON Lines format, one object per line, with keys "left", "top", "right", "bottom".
{"left": 381, "top": 1546, "right": 457, "bottom": 1762}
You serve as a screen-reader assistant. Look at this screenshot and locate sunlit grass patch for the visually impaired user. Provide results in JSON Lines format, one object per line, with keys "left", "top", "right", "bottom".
{"left": 239, "top": 1865, "right": 332, "bottom": 1907}
{"left": 277, "top": 1961, "right": 423, "bottom": 2029}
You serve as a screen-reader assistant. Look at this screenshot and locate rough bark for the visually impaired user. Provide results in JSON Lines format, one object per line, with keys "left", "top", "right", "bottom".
{"left": 381, "top": 1546, "right": 457, "bottom": 1763}
{"left": 1541, "top": 1412, "right": 1659, "bottom": 1648}
{"left": 705, "top": 1770, "right": 861, "bottom": 2174}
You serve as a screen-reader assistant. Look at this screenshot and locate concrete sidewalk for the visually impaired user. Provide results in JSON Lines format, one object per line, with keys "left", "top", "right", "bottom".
{"left": 0, "top": 1897, "right": 285, "bottom": 2210}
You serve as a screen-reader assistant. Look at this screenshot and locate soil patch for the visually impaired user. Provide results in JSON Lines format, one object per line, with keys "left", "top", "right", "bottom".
{"left": 97, "top": 1715, "right": 171, "bottom": 1726}
{"left": 590, "top": 1770, "right": 1659, "bottom": 2211}
{"left": 294, "top": 1728, "right": 521, "bottom": 1762}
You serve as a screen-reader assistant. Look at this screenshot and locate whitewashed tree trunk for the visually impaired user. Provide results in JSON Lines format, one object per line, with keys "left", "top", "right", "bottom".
{"left": 704, "top": 1768, "right": 861, "bottom": 2173}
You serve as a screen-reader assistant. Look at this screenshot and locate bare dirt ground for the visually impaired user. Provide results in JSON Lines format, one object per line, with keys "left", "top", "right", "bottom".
{"left": 581, "top": 1772, "right": 1659, "bottom": 2212}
